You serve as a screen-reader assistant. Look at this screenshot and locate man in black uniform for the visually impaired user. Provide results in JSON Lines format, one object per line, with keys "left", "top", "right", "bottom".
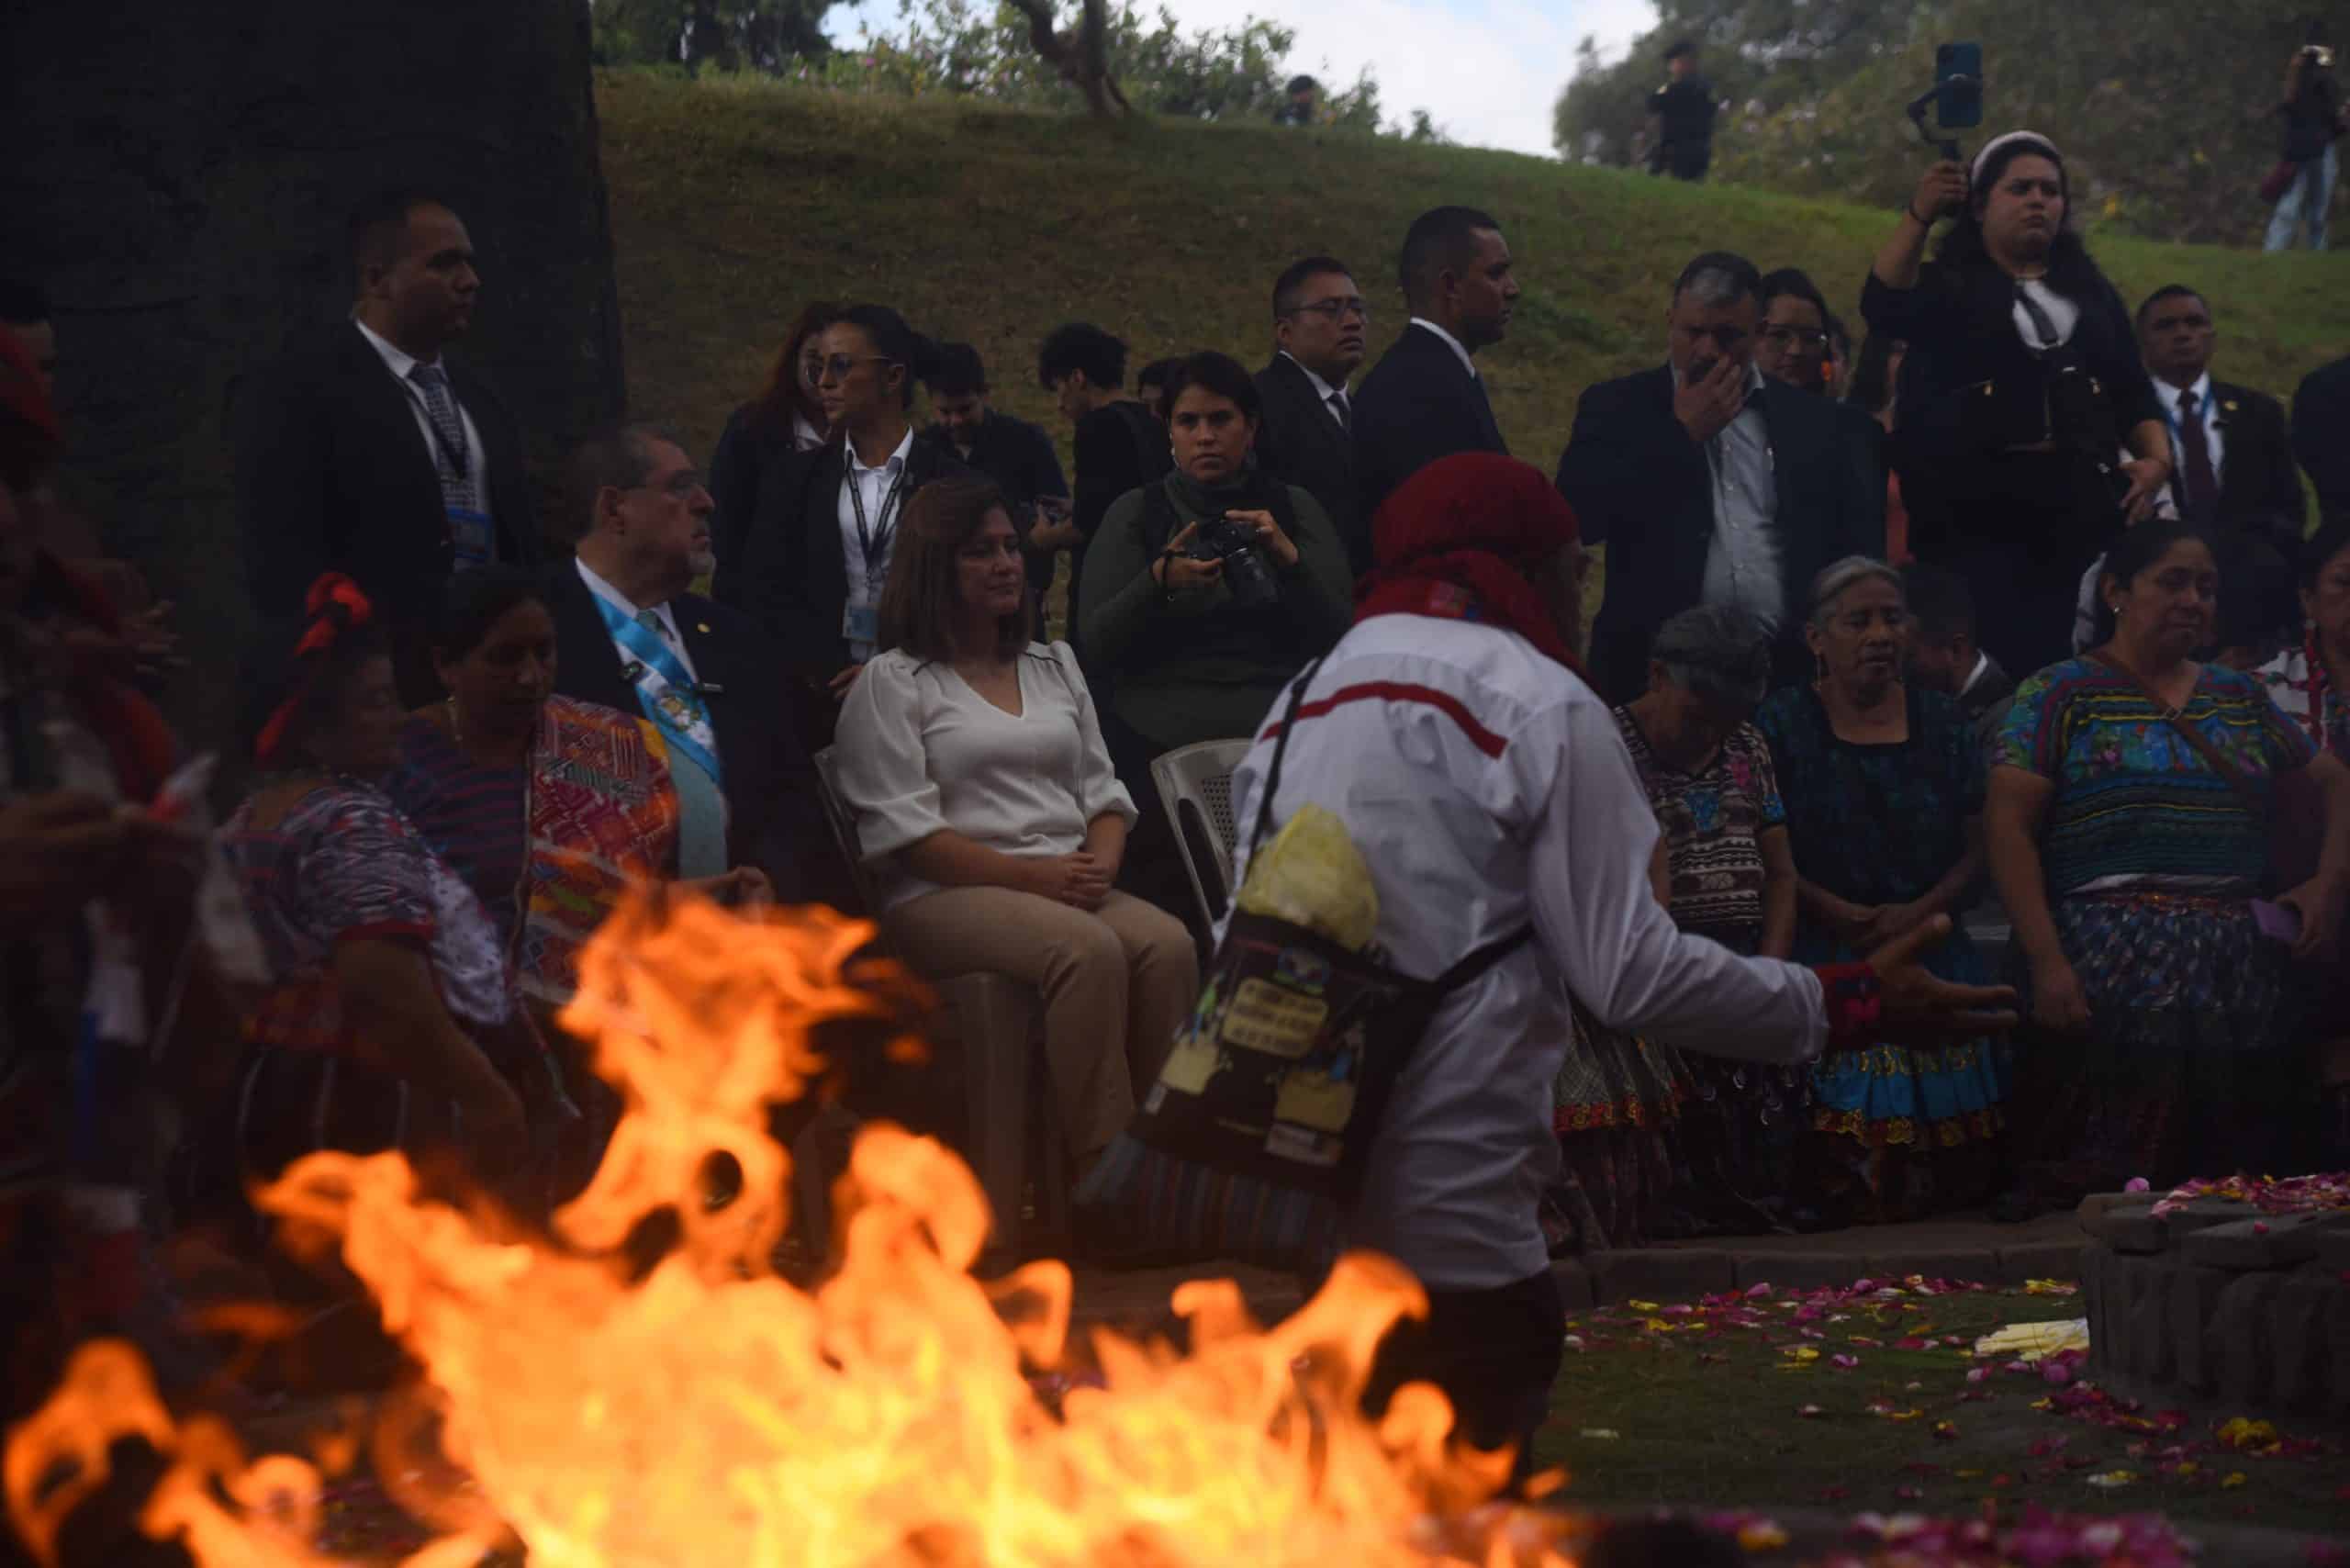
{"left": 1647, "top": 39, "right": 1718, "bottom": 183}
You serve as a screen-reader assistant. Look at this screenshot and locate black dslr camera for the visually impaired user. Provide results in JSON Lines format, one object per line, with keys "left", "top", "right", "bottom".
{"left": 1190, "top": 515, "right": 1281, "bottom": 608}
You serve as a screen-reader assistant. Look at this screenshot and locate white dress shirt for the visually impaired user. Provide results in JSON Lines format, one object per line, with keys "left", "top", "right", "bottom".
{"left": 2009, "top": 279, "right": 2081, "bottom": 349}
{"left": 1957, "top": 651, "right": 1994, "bottom": 703}
{"left": 1225, "top": 614, "right": 1825, "bottom": 1290}
{"left": 834, "top": 643, "right": 1136, "bottom": 912}
{"left": 1280, "top": 351, "right": 1351, "bottom": 429}
{"left": 1406, "top": 318, "right": 1480, "bottom": 381}
{"left": 2154, "top": 372, "right": 2226, "bottom": 488}
{"left": 352, "top": 317, "right": 486, "bottom": 496}
{"left": 575, "top": 556, "right": 699, "bottom": 687}
{"left": 1683, "top": 362, "right": 1785, "bottom": 631}
{"left": 839, "top": 427, "right": 916, "bottom": 660}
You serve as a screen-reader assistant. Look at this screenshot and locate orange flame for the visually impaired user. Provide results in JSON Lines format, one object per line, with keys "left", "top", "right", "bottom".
{"left": 6, "top": 894, "right": 1578, "bottom": 1566}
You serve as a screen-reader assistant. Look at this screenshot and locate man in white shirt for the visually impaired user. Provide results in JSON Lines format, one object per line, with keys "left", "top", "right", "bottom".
{"left": 1226, "top": 452, "right": 2013, "bottom": 1469}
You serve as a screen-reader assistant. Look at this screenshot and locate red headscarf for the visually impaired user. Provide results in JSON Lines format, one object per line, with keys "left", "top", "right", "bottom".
{"left": 253, "top": 574, "right": 378, "bottom": 767}
{"left": 1354, "top": 453, "right": 1584, "bottom": 671}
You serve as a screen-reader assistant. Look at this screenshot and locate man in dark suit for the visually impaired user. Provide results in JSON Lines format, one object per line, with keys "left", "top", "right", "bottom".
{"left": 235, "top": 190, "right": 538, "bottom": 702}
{"left": 2137, "top": 286, "right": 2305, "bottom": 545}
{"left": 1352, "top": 206, "right": 1518, "bottom": 527}
{"left": 1037, "top": 321, "right": 1170, "bottom": 653}
{"left": 2297, "top": 353, "right": 2350, "bottom": 523}
{"left": 1254, "top": 256, "right": 1370, "bottom": 572}
{"left": 918, "top": 342, "right": 1068, "bottom": 625}
{"left": 1902, "top": 563, "right": 2016, "bottom": 745}
{"left": 550, "top": 423, "right": 832, "bottom": 902}
{"left": 1559, "top": 252, "right": 1883, "bottom": 704}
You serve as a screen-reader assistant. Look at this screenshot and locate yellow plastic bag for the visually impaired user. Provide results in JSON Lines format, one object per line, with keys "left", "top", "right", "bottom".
{"left": 1233, "top": 804, "right": 1380, "bottom": 952}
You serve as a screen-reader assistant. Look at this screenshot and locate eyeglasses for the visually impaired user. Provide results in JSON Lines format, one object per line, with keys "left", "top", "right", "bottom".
{"left": 818, "top": 353, "right": 892, "bottom": 383}
{"left": 1281, "top": 297, "right": 1371, "bottom": 324}
{"left": 1762, "top": 326, "right": 1830, "bottom": 351}
{"left": 633, "top": 469, "right": 706, "bottom": 499}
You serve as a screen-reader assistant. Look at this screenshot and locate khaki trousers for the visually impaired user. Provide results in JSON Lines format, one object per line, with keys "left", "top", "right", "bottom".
{"left": 882, "top": 888, "right": 1199, "bottom": 1156}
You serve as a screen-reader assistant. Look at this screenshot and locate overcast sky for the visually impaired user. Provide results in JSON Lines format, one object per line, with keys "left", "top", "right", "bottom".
{"left": 828, "top": 0, "right": 1661, "bottom": 157}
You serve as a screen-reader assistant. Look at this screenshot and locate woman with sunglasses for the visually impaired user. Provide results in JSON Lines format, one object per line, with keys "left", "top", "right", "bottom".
{"left": 721, "top": 304, "right": 967, "bottom": 747}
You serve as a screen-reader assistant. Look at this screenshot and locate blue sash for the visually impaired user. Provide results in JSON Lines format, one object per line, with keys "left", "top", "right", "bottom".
{"left": 590, "top": 593, "right": 726, "bottom": 794}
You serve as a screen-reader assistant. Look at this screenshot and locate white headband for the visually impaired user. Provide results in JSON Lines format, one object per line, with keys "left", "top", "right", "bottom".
{"left": 1972, "top": 129, "right": 2062, "bottom": 186}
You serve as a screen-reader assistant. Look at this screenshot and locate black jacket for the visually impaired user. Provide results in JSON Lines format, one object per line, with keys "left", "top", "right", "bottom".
{"left": 1557, "top": 365, "right": 1885, "bottom": 703}
{"left": 1254, "top": 353, "right": 1365, "bottom": 573}
{"left": 234, "top": 321, "right": 538, "bottom": 700}
{"left": 2295, "top": 353, "right": 2350, "bottom": 522}
{"left": 2187, "top": 379, "right": 2307, "bottom": 550}
{"left": 717, "top": 435, "right": 969, "bottom": 673}
{"left": 917, "top": 410, "right": 1068, "bottom": 513}
{"left": 1351, "top": 323, "right": 1507, "bottom": 528}
{"left": 544, "top": 560, "right": 836, "bottom": 904}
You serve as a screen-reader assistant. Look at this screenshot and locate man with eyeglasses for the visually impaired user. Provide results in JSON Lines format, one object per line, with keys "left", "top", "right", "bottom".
{"left": 1254, "top": 256, "right": 1371, "bottom": 572}
{"left": 547, "top": 422, "right": 830, "bottom": 902}
{"left": 1560, "top": 252, "right": 1882, "bottom": 703}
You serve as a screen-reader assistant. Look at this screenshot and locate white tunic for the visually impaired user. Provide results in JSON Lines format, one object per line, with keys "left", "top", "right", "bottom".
{"left": 834, "top": 642, "right": 1136, "bottom": 912}
{"left": 1225, "top": 613, "right": 1827, "bottom": 1291}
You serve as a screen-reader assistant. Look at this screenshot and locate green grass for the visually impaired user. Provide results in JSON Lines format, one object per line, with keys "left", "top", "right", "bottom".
{"left": 599, "top": 68, "right": 2350, "bottom": 485}
{"left": 1534, "top": 1283, "right": 2347, "bottom": 1537}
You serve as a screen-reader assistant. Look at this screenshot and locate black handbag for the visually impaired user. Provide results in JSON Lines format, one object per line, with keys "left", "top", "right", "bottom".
{"left": 1074, "top": 663, "right": 1530, "bottom": 1271}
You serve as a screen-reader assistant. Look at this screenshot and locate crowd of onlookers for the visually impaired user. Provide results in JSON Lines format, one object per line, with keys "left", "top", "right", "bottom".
{"left": 5, "top": 124, "right": 2350, "bottom": 1440}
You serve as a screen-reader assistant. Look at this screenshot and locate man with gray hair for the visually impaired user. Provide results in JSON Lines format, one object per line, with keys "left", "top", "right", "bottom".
{"left": 1558, "top": 251, "right": 1882, "bottom": 704}
{"left": 545, "top": 421, "right": 829, "bottom": 901}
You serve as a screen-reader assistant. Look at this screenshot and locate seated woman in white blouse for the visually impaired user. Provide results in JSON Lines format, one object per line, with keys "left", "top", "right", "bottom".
{"left": 834, "top": 477, "right": 1200, "bottom": 1173}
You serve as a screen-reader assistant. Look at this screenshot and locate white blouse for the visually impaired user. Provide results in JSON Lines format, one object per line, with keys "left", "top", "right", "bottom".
{"left": 834, "top": 642, "right": 1137, "bottom": 910}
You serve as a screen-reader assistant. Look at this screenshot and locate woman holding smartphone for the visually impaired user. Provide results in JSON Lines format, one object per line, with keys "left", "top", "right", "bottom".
{"left": 1985, "top": 520, "right": 2350, "bottom": 1206}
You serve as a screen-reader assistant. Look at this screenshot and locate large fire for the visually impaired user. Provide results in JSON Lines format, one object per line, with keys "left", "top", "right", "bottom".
{"left": 6, "top": 895, "right": 1579, "bottom": 1567}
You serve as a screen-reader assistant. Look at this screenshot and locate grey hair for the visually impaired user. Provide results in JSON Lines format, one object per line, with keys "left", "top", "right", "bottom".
{"left": 1678, "top": 266, "right": 1749, "bottom": 308}
{"left": 1807, "top": 554, "right": 1907, "bottom": 627}
{"left": 1650, "top": 604, "right": 1774, "bottom": 708}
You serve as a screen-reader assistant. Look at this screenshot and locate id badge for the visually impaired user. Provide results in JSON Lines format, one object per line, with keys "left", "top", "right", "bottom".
{"left": 447, "top": 507, "right": 495, "bottom": 570}
{"left": 842, "top": 603, "right": 878, "bottom": 645}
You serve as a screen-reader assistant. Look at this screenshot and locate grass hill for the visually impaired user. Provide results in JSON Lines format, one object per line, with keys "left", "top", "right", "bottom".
{"left": 599, "top": 69, "right": 2349, "bottom": 502}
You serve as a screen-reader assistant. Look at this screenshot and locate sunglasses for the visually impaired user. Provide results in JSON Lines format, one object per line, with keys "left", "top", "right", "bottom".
{"left": 817, "top": 353, "right": 894, "bottom": 383}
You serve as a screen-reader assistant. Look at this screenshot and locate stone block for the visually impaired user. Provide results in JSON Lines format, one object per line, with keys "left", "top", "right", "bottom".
{"left": 2127, "top": 1258, "right": 2175, "bottom": 1383}
{"left": 1587, "top": 1248, "right": 1734, "bottom": 1305}
{"left": 2211, "top": 1273, "right": 2283, "bottom": 1405}
{"left": 2101, "top": 1209, "right": 2167, "bottom": 1253}
{"left": 1862, "top": 1249, "right": 1999, "bottom": 1288}
{"left": 2077, "top": 1192, "right": 2159, "bottom": 1238}
{"left": 2272, "top": 1271, "right": 2333, "bottom": 1415}
{"left": 2168, "top": 1264, "right": 2232, "bottom": 1396}
{"left": 2301, "top": 1213, "right": 2350, "bottom": 1274}
{"left": 1992, "top": 1239, "right": 2087, "bottom": 1285}
{"left": 1721, "top": 1250, "right": 1869, "bottom": 1294}
{"left": 2162, "top": 1197, "right": 2257, "bottom": 1240}
{"left": 1550, "top": 1258, "right": 1595, "bottom": 1311}
{"left": 2325, "top": 1286, "right": 2350, "bottom": 1419}
{"left": 2184, "top": 1213, "right": 2335, "bottom": 1271}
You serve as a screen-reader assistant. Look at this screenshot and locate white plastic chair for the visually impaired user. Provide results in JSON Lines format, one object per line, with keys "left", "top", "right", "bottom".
{"left": 1147, "top": 738, "right": 1256, "bottom": 933}
{"left": 809, "top": 748, "right": 1066, "bottom": 1263}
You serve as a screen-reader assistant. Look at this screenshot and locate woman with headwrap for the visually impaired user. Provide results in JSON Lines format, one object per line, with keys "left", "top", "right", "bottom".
{"left": 1863, "top": 131, "right": 2168, "bottom": 681}
{"left": 1223, "top": 452, "right": 2019, "bottom": 1469}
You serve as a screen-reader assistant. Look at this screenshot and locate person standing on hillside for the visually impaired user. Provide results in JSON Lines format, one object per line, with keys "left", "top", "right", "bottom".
{"left": 1351, "top": 207, "right": 1517, "bottom": 528}
{"left": 235, "top": 190, "right": 540, "bottom": 706}
{"left": 1647, "top": 39, "right": 1719, "bottom": 183}
{"left": 2264, "top": 35, "right": 2344, "bottom": 252}
{"left": 1255, "top": 256, "right": 1370, "bottom": 573}
{"left": 1273, "top": 73, "right": 1319, "bottom": 127}
{"left": 1039, "top": 323, "right": 1172, "bottom": 655}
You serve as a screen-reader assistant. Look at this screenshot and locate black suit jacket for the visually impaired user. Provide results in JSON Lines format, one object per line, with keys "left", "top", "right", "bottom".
{"left": 2196, "top": 380, "right": 2308, "bottom": 550}
{"left": 1254, "top": 354, "right": 1366, "bottom": 574}
{"left": 1351, "top": 324, "right": 1506, "bottom": 529}
{"left": 1558, "top": 366, "right": 1885, "bottom": 703}
{"left": 545, "top": 561, "right": 837, "bottom": 904}
{"left": 2296, "top": 354, "right": 2350, "bottom": 522}
{"left": 235, "top": 321, "right": 538, "bottom": 700}
{"left": 718, "top": 436, "right": 969, "bottom": 673}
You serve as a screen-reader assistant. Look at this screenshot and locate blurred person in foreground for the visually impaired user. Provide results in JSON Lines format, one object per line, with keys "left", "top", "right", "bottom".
{"left": 1222, "top": 452, "right": 2015, "bottom": 1465}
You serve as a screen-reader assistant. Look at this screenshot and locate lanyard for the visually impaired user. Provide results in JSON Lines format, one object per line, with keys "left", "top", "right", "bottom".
{"left": 846, "top": 460, "right": 909, "bottom": 583}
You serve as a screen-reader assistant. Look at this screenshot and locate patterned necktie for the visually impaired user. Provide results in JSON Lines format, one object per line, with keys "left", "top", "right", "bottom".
{"left": 1327, "top": 389, "right": 1351, "bottom": 433}
{"left": 408, "top": 363, "right": 471, "bottom": 482}
{"left": 2175, "top": 388, "right": 2220, "bottom": 521}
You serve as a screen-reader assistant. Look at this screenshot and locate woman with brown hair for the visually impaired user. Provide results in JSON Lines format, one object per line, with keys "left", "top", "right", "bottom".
{"left": 709, "top": 300, "right": 836, "bottom": 578}
{"left": 833, "top": 477, "right": 1197, "bottom": 1174}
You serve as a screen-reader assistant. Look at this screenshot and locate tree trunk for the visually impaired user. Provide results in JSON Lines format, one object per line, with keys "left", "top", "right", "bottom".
{"left": 1007, "top": 0, "right": 1130, "bottom": 118}
{"left": 0, "top": 0, "right": 626, "bottom": 756}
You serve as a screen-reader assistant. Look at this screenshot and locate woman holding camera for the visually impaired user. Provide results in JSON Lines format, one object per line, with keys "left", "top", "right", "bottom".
{"left": 1078, "top": 352, "right": 1353, "bottom": 785}
{"left": 1863, "top": 131, "right": 2168, "bottom": 682}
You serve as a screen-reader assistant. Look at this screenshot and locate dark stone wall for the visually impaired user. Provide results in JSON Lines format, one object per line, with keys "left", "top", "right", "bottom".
{"left": 0, "top": 0, "right": 626, "bottom": 752}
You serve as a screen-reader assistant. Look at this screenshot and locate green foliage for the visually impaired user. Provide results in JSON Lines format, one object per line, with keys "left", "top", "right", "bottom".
{"left": 1553, "top": 0, "right": 2337, "bottom": 245}
{"left": 811, "top": 0, "right": 1382, "bottom": 129}
{"left": 592, "top": 0, "right": 838, "bottom": 69}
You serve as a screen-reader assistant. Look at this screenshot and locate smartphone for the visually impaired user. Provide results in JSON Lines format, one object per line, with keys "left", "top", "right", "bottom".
{"left": 1935, "top": 42, "right": 1984, "bottom": 130}
{"left": 2251, "top": 898, "right": 2303, "bottom": 945}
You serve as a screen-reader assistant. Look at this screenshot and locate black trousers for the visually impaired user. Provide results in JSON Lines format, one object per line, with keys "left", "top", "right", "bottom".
{"left": 1906, "top": 449, "right": 2122, "bottom": 682}
{"left": 1363, "top": 1266, "right": 1566, "bottom": 1482}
